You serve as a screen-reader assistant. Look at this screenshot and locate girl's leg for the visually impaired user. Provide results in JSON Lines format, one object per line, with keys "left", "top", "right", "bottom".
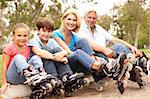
{"left": 6, "top": 54, "right": 29, "bottom": 84}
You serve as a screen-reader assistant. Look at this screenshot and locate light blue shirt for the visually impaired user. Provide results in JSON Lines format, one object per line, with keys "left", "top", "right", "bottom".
{"left": 78, "top": 21, "right": 114, "bottom": 47}
{"left": 29, "top": 34, "right": 61, "bottom": 50}
{"left": 52, "top": 29, "right": 79, "bottom": 51}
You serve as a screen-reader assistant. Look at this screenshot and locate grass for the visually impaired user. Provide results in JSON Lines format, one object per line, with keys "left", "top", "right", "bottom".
{"left": 0, "top": 49, "right": 150, "bottom": 87}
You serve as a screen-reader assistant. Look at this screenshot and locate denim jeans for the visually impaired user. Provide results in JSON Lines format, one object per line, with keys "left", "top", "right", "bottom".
{"left": 111, "top": 43, "right": 131, "bottom": 57}
{"left": 42, "top": 46, "right": 73, "bottom": 77}
{"left": 68, "top": 49, "right": 95, "bottom": 72}
{"left": 6, "top": 54, "right": 43, "bottom": 84}
{"left": 75, "top": 38, "right": 95, "bottom": 56}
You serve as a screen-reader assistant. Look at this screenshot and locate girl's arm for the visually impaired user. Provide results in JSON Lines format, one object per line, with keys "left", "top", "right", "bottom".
{"left": 53, "top": 37, "right": 72, "bottom": 54}
{"left": 1, "top": 53, "right": 10, "bottom": 94}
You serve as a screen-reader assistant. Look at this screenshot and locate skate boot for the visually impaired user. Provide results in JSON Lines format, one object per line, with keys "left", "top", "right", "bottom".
{"left": 129, "top": 66, "right": 145, "bottom": 88}
{"left": 62, "top": 73, "right": 90, "bottom": 96}
{"left": 109, "top": 53, "right": 131, "bottom": 94}
{"left": 23, "top": 66, "right": 54, "bottom": 99}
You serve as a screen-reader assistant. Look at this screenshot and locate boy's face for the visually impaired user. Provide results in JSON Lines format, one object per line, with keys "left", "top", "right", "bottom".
{"left": 38, "top": 27, "right": 52, "bottom": 42}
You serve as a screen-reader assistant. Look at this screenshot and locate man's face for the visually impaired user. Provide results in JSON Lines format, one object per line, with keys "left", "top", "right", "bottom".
{"left": 38, "top": 27, "right": 52, "bottom": 42}
{"left": 84, "top": 11, "right": 97, "bottom": 28}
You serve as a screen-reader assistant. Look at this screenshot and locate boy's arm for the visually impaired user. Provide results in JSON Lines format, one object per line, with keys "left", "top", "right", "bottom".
{"left": 32, "top": 46, "right": 54, "bottom": 60}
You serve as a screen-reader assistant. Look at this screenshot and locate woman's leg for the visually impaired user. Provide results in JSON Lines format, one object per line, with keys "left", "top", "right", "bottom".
{"left": 76, "top": 38, "right": 95, "bottom": 56}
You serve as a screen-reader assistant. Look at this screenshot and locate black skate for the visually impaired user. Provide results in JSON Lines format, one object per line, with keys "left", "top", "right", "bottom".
{"left": 109, "top": 53, "right": 129, "bottom": 94}
{"left": 62, "top": 73, "right": 90, "bottom": 96}
{"left": 23, "top": 66, "right": 55, "bottom": 99}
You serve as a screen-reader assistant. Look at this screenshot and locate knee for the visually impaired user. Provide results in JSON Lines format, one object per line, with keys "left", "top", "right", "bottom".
{"left": 77, "top": 38, "right": 88, "bottom": 45}
{"left": 14, "top": 54, "right": 26, "bottom": 61}
{"left": 53, "top": 47, "right": 62, "bottom": 53}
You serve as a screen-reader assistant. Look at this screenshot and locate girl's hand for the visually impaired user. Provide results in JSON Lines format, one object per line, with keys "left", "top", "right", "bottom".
{"left": 0, "top": 83, "right": 10, "bottom": 94}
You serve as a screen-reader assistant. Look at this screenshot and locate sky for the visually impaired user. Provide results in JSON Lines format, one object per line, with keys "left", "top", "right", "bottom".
{"left": 77, "top": 0, "right": 127, "bottom": 17}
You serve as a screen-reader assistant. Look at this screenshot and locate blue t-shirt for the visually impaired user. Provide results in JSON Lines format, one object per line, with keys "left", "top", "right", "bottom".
{"left": 52, "top": 29, "right": 79, "bottom": 51}
{"left": 29, "top": 34, "right": 61, "bottom": 51}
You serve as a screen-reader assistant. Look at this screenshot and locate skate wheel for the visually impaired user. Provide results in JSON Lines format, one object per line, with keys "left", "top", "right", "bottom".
{"left": 77, "top": 84, "right": 81, "bottom": 88}
{"left": 83, "top": 78, "right": 90, "bottom": 86}
{"left": 65, "top": 91, "right": 71, "bottom": 97}
{"left": 79, "top": 85, "right": 83, "bottom": 89}
{"left": 51, "top": 79, "right": 56, "bottom": 88}
{"left": 60, "top": 89, "right": 65, "bottom": 96}
{"left": 46, "top": 83, "right": 53, "bottom": 92}
{"left": 96, "top": 86, "right": 103, "bottom": 92}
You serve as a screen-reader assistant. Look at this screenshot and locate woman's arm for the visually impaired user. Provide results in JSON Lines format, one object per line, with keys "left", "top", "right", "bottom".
{"left": 53, "top": 37, "right": 72, "bottom": 54}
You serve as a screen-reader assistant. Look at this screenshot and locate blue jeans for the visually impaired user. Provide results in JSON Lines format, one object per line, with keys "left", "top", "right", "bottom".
{"left": 68, "top": 49, "right": 95, "bottom": 72}
{"left": 41, "top": 47, "right": 73, "bottom": 77}
{"left": 75, "top": 38, "right": 95, "bottom": 56}
{"left": 6, "top": 54, "right": 43, "bottom": 84}
{"left": 111, "top": 43, "right": 131, "bottom": 57}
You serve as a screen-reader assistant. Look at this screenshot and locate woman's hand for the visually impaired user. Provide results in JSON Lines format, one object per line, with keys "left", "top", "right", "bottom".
{"left": 0, "top": 83, "right": 10, "bottom": 94}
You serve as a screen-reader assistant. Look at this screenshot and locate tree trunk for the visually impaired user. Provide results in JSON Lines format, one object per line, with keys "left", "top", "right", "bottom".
{"left": 134, "top": 23, "right": 140, "bottom": 48}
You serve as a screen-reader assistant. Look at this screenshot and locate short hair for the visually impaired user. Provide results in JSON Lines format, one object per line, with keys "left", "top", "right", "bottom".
{"left": 36, "top": 17, "right": 54, "bottom": 31}
{"left": 60, "top": 8, "right": 81, "bottom": 32}
{"left": 83, "top": 5, "right": 99, "bottom": 18}
{"left": 12, "top": 23, "right": 30, "bottom": 34}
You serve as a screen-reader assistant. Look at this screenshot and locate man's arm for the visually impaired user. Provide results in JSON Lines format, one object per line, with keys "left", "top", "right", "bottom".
{"left": 89, "top": 40, "right": 115, "bottom": 58}
{"left": 111, "top": 37, "right": 141, "bottom": 56}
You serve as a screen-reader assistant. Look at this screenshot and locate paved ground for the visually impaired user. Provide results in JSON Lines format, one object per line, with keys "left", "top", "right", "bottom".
{"left": 1, "top": 76, "right": 150, "bottom": 99}
{"left": 65, "top": 76, "right": 150, "bottom": 99}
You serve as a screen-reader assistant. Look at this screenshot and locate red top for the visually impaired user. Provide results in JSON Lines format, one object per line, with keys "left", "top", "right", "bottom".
{"left": 3, "top": 42, "right": 30, "bottom": 69}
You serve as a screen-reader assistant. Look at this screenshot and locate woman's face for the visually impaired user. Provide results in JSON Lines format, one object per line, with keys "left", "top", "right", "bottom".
{"left": 63, "top": 13, "right": 77, "bottom": 31}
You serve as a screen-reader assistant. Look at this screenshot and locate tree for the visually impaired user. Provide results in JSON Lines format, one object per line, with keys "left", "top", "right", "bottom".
{"left": 112, "top": 0, "right": 150, "bottom": 48}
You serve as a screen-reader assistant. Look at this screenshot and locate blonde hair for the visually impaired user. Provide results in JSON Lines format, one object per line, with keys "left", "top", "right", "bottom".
{"left": 60, "top": 8, "right": 81, "bottom": 32}
{"left": 12, "top": 23, "right": 30, "bottom": 34}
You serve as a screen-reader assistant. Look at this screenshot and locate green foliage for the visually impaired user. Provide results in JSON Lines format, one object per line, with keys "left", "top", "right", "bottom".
{"left": 97, "top": 15, "right": 112, "bottom": 31}
{"left": 112, "top": 0, "right": 150, "bottom": 48}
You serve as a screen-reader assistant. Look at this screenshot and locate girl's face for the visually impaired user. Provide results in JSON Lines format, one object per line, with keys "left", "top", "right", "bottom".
{"left": 13, "top": 28, "right": 29, "bottom": 47}
{"left": 63, "top": 13, "right": 77, "bottom": 31}
{"left": 38, "top": 27, "right": 52, "bottom": 43}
